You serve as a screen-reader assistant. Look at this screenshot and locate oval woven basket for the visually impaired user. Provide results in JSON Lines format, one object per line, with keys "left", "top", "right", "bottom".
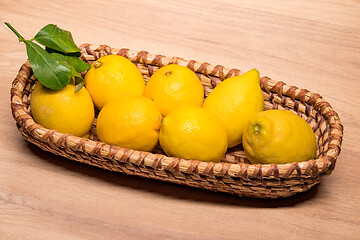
{"left": 10, "top": 44, "right": 343, "bottom": 199}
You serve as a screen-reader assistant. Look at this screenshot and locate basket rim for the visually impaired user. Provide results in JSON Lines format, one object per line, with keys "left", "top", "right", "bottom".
{"left": 10, "top": 43, "right": 344, "bottom": 180}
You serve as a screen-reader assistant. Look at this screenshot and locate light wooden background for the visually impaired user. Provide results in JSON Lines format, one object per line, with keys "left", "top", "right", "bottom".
{"left": 1, "top": 0, "right": 360, "bottom": 239}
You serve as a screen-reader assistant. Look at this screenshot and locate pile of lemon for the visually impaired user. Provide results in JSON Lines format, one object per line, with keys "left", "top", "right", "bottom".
{"left": 30, "top": 55, "right": 316, "bottom": 164}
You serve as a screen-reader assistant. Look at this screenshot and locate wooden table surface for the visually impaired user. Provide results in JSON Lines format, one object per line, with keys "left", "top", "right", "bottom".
{"left": 1, "top": 0, "right": 359, "bottom": 239}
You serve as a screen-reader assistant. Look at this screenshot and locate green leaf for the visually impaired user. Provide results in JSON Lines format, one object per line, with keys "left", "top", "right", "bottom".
{"left": 45, "top": 47, "right": 89, "bottom": 72}
{"left": 25, "top": 41, "right": 71, "bottom": 89}
{"left": 74, "top": 76, "right": 85, "bottom": 93}
{"left": 45, "top": 46, "right": 81, "bottom": 57}
{"left": 34, "top": 24, "right": 80, "bottom": 54}
{"left": 63, "top": 55, "right": 90, "bottom": 73}
{"left": 69, "top": 62, "right": 85, "bottom": 92}
{"left": 50, "top": 53, "right": 85, "bottom": 92}
{"left": 6, "top": 22, "right": 84, "bottom": 91}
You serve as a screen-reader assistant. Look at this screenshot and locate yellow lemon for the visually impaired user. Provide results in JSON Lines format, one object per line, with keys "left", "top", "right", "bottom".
{"left": 242, "top": 110, "right": 317, "bottom": 164}
{"left": 159, "top": 106, "right": 228, "bottom": 162}
{"left": 203, "top": 69, "right": 264, "bottom": 147}
{"left": 30, "top": 82, "right": 95, "bottom": 137}
{"left": 144, "top": 64, "right": 204, "bottom": 116}
{"left": 84, "top": 55, "right": 145, "bottom": 110}
{"left": 96, "top": 96, "right": 162, "bottom": 152}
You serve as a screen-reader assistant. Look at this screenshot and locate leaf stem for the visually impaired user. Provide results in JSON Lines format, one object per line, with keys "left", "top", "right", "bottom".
{"left": 4, "top": 22, "right": 26, "bottom": 41}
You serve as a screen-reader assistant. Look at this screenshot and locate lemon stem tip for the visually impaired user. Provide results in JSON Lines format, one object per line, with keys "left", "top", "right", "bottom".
{"left": 254, "top": 123, "right": 261, "bottom": 134}
{"left": 94, "top": 61, "right": 102, "bottom": 68}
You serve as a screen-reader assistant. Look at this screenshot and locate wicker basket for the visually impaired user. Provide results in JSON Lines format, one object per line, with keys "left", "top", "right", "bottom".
{"left": 10, "top": 44, "right": 343, "bottom": 199}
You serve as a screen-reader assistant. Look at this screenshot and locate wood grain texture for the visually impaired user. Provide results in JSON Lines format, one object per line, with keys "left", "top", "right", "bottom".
{"left": 0, "top": 0, "right": 359, "bottom": 239}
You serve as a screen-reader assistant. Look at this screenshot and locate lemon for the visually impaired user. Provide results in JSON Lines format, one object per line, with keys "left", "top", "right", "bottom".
{"left": 144, "top": 64, "right": 204, "bottom": 116}
{"left": 84, "top": 55, "right": 145, "bottom": 110}
{"left": 203, "top": 69, "right": 264, "bottom": 147}
{"left": 242, "top": 110, "right": 317, "bottom": 164}
{"left": 30, "top": 81, "right": 95, "bottom": 137}
{"left": 159, "top": 106, "right": 228, "bottom": 162}
{"left": 96, "top": 96, "right": 162, "bottom": 152}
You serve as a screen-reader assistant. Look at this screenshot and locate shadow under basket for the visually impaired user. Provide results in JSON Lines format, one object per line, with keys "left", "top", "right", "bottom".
{"left": 10, "top": 44, "right": 343, "bottom": 199}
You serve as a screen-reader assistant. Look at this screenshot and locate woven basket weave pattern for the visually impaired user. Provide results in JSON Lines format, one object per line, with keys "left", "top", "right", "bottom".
{"left": 10, "top": 44, "right": 343, "bottom": 199}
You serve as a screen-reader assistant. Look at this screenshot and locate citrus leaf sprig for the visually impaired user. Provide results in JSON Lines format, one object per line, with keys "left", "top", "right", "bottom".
{"left": 4, "top": 22, "right": 90, "bottom": 92}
